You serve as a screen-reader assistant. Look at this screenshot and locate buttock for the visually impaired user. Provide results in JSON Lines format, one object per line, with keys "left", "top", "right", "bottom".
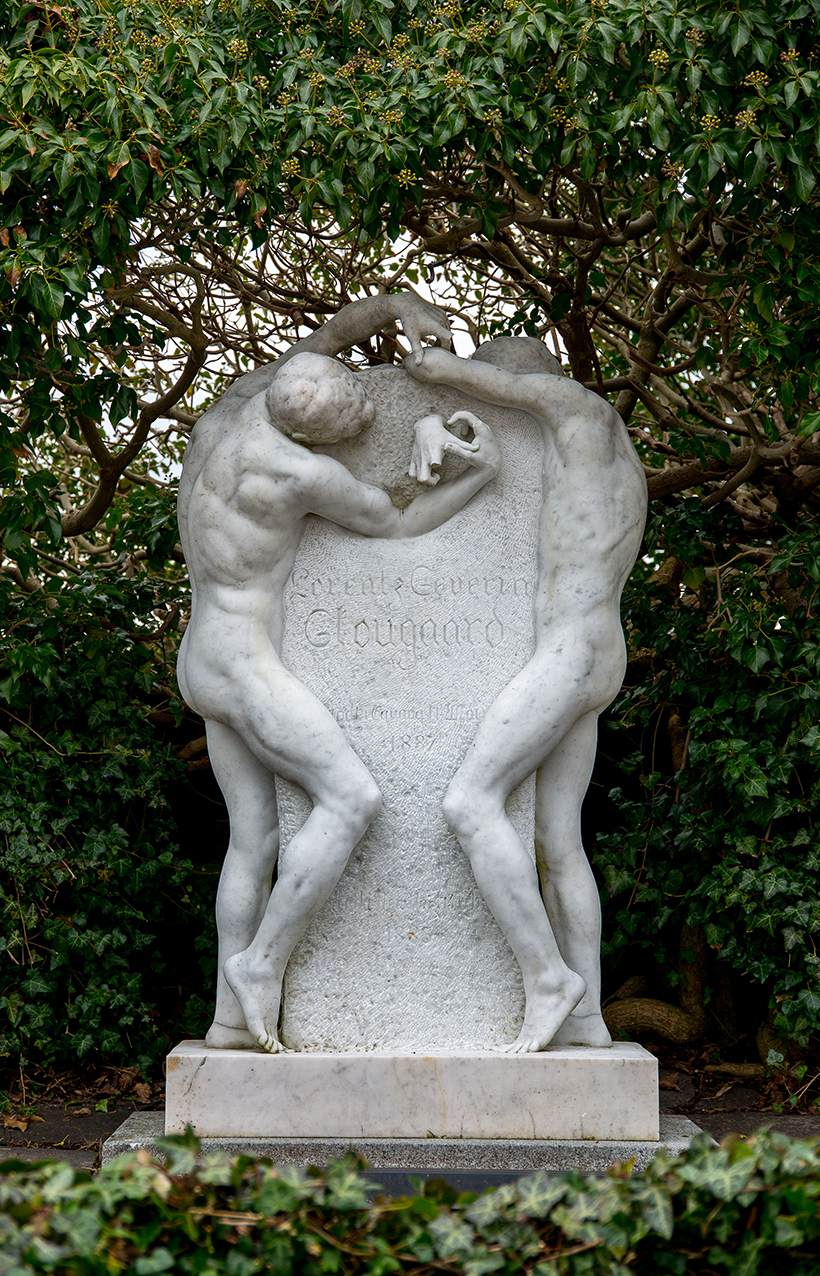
{"left": 177, "top": 633, "right": 287, "bottom": 722}
{"left": 531, "top": 623, "right": 626, "bottom": 702}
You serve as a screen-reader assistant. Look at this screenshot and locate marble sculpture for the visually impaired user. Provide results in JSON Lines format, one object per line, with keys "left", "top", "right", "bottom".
{"left": 176, "top": 291, "right": 647, "bottom": 1055}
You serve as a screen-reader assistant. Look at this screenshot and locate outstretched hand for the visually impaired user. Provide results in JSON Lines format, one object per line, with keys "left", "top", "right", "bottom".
{"left": 393, "top": 294, "right": 452, "bottom": 354}
{"left": 409, "top": 411, "right": 498, "bottom": 486}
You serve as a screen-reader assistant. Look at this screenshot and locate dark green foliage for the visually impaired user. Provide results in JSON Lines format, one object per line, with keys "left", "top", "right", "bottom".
{"left": 596, "top": 508, "right": 820, "bottom": 1044}
{"left": 2, "top": 0, "right": 820, "bottom": 1063}
{"left": 0, "top": 574, "right": 214, "bottom": 1072}
{"left": 2, "top": 1130, "right": 820, "bottom": 1275}
{"left": 2, "top": 0, "right": 820, "bottom": 525}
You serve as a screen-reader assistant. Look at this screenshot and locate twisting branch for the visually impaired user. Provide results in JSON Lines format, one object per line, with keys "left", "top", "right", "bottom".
{"left": 702, "top": 450, "right": 763, "bottom": 508}
{"left": 61, "top": 343, "right": 207, "bottom": 538}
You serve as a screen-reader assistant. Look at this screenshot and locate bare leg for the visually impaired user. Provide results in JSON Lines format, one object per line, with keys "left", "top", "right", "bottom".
{"left": 535, "top": 712, "right": 612, "bottom": 1047}
{"left": 445, "top": 780, "right": 585, "bottom": 1054}
{"left": 193, "top": 657, "right": 381, "bottom": 1053}
{"left": 204, "top": 720, "right": 280, "bottom": 1049}
{"left": 225, "top": 773, "right": 379, "bottom": 1051}
{"left": 211, "top": 667, "right": 381, "bottom": 1052}
{"left": 442, "top": 651, "right": 603, "bottom": 1052}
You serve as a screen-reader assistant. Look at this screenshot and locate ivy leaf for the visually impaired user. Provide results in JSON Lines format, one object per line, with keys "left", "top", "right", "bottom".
{"left": 795, "top": 165, "right": 816, "bottom": 202}
{"left": 58, "top": 150, "right": 75, "bottom": 190}
{"left": 514, "top": 1170, "right": 568, "bottom": 1217}
{"left": 465, "top": 1183, "right": 518, "bottom": 1228}
{"left": 373, "top": 12, "right": 391, "bottom": 43}
{"left": 678, "top": 1150, "right": 757, "bottom": 1200}
{"left": 35, "top": 275, "right": 65, "bottom": 320}
{"left": 731, "top": 23, "right": 750, "bottom": 54}
{"left": 429, "top": 1214, "right": 476, "bottom": 1260}
{"left": 635, "top": 1182, "right": 674, "bottom": 1238}
{"left": 746, "top": 646, "right": 770, "bottom": 674}
{"left": 797, "top": 410, "right": 820, "bottom": 437}
{"left": 683, "top": 566, "right": 706, "bottom": 589}
{"left": 323, "top": 1159, "right": 377, "bottom": 1209}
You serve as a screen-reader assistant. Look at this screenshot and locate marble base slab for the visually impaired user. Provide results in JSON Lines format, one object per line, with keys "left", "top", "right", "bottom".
{"left": 165, "top": 1040, "right": 658, "bottom": 1141}
{"left": 103, "top": 1113, "right": 705, "bottom": 1174}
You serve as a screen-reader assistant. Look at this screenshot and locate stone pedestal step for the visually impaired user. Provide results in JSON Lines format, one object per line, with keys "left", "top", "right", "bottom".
{"left": 102, "top": 1111, "right": 708, "bottom": 1177}
{"left": 165, "top": 1040, "right": 658, "bottom": 1141}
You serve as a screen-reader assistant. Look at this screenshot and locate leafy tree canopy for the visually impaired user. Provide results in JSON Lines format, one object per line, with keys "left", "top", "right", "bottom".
{"left": 1, "top": 0, "right": 819, "bottom": 571}
{"left": 3, "top": 0, "right": 820, "bottom": 1068}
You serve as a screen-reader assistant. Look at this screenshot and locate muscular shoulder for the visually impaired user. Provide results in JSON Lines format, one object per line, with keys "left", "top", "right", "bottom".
{"left": 184, "top": 405, "right": 305, "bottom": 509}
{"left": 519, "top": 372, "right": 614, "bottom": 427}
{"left": 546, "top": 388, "right": 644, "bottom": 489}
{"left": 182, "top": 394, "right": 261, "bottom": 484}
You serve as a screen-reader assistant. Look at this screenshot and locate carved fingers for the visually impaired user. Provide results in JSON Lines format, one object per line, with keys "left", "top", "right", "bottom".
{"left": 448, "top": 410, "right": 485, "bottom": 437}
{"left": 409, "top": 413, "right": 481, "bottom": 486}
{"left": 395, "top": 296, "right": 453, "bottom": 356}
{"left": 448, "top": 411, "right": 500, "bottom": 475}
{"left": 409, "top": 413, "right": 447, "bottom": 485}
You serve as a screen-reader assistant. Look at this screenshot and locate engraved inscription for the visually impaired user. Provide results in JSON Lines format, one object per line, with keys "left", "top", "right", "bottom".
{"left": 290, "top": 565, "right": 533, "bottom": 600}
{"left": 330, "top": 702, "right": 486, "bottom": 724}
{"left": 304, "top": 606, "right": 505, "bottom": 651}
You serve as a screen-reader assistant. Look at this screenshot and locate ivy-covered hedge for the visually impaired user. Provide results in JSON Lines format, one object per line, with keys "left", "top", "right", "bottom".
{"left": 0, "top": 574, "right": 214, "bottom": 1073}
{"left": 1, "top": 1130, "right": 820, "bottom": 1275}
{"left": 595, "top": 509, "right": 820, "bottom": 1050}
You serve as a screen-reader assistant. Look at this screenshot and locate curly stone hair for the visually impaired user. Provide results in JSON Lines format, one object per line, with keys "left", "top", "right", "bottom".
{"left": 265, "top": 352, "right": 375, "bottom": 444}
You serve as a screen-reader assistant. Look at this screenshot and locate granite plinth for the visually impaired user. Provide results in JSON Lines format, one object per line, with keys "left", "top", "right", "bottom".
{"left": 165, "top": 1040, "right": 658, "bottom": 1141}
{"left": 103, "top": 1113, "right": 706, "bottom": 1176}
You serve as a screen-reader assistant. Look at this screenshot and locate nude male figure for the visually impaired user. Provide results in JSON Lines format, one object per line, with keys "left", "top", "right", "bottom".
{"left": 176, "top": 294, "right": 500, "bottom": 1052}
{"left": 406, "top": 343, "right": 647, "bottom": 1053}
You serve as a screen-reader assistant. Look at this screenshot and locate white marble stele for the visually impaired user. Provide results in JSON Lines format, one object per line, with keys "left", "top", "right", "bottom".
{"left": 165, "top": 1040, "right": 659, "bottom": 1141}
{"left": 277, "top": 367, "right": 542, "bottom": 1051}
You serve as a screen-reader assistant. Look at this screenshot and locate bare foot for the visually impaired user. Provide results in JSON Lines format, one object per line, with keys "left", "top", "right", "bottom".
{"left": 503, "top": 969, "right": 586, "bottom": 1054}
{"left": 224, "top": 951, "right": 288, "bottom": 1053}
{"left": 205, "top": 1021, "right": 261, "bottom": 1050}
{"left": 549, "top": 1012, "right": 612, "bottom": 1048}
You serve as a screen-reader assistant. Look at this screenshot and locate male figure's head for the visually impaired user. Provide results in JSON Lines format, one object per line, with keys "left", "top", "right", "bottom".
{"left": 472, "top": 336, "right": 563, "bottom": 376}
{"left": 266, "top": 352, "right": 376, "bottom": 445}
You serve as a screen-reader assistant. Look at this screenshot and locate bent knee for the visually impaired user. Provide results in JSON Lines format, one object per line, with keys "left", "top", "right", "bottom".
{"left": 356, "top": 776, "right": 382, "bottom": 825}
{"left": 535, "top": 837, "right": 589, "bottom": 878}
{"left": 323, "top": 773, "right": 381, "bottom": 836}
{"left": 441, "top": 783, "right": 465, "bottom": 835}
{"left": 443, "top": 778, "right": 498, "bottom": 840}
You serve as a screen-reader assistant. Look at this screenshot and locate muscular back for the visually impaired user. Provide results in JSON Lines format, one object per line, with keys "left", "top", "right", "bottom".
{"left": 176, "top": 394, "right": 323, "bottom": 714}
{"left": 179, "top": 395, "right": 313, "bottom": 615}
{"left": 536, "top": 395, "right": 647, "bottom": 628}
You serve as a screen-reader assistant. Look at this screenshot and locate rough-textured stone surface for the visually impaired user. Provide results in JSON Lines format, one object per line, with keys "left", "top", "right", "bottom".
{"left": 278, "top": 366, "right": 543, "bottom": 1052}
{"left": 164, "top": 1040, "right": 658, "bottom": 1141}
{"left": 102, "top": 1112, "right": 709, "bottom": 1173}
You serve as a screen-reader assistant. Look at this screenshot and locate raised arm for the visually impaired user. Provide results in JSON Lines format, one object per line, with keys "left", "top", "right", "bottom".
{"left": 403, "top": 347, "right": 608, "bottom": 431}
{"left": 282, "top": 291, "right": 451, "bottom": 366}
{"left": 300, "top": 415, "right": 500, "bottom": 540}
{"left": 219, "top": 292, "right": 452, "bottom": 406}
